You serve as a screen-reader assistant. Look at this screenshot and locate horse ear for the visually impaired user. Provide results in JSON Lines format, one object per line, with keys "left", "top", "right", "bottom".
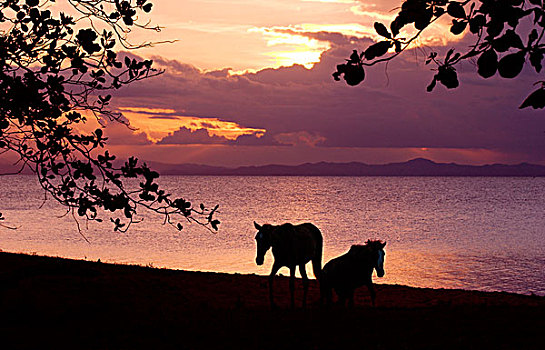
{"left": 254, "top": 221, "right": 262, "bottom": 230}
{"left": 382, "top": 241, "right": 387, "bottom": 248}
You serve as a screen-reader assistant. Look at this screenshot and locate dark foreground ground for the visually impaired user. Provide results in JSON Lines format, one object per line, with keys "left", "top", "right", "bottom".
{"left": 1, "top": 251, "right": 544, "bottom": 350}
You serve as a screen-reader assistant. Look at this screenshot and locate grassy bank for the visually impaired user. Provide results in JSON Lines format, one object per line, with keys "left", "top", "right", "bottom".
{"left": 1, "top": 251, "right": 543, "bottom": 349}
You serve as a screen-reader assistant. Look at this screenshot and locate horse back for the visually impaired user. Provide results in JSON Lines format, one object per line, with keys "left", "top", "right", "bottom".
{"left": 322, "top": 249, "right": 373, "bottom": 288}
{"left": 271, "top": 223, "right": 322, "bottom": 266}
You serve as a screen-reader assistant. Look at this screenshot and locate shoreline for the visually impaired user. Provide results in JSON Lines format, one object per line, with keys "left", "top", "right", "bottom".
{"left": 3, "top": 249, "right": 542, "bottom": 297}
{"left": 1, "top": 251, "right": 544, "bottom": 349}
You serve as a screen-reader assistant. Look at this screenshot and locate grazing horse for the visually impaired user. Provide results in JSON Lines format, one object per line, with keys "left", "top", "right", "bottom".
{"left": 321, "top": 240, "right": 386, "bottom": 307}
{"left": 254, "top": 221, "right": 323, "bottom": 309}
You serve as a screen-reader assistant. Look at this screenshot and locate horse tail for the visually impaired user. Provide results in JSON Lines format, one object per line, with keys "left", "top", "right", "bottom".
{"left": 311, "top": 228, "right": 323, "bottom": 282}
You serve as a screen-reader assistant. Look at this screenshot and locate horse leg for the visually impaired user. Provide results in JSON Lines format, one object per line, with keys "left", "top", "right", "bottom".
{"left": 268, "top": 262, "right": 281, "bottom": 309}
{"left": 289, "top": 266, "right": 296, "bottom": 309}
{"left": 366, "top": 282, "right": 376, "bottom": 307}
{"left": 318, "top": 272, "right": 328, "bottom": 307}
{"left": 299, "top": 264, "right": 309, "bottom": 309}
{"left": 311, "top": 254, "right": 322, "bottom": 282}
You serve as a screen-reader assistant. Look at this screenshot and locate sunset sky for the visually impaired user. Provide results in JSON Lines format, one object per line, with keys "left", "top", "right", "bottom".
{"left": 85, "top": 1, "right": 545, "bottom": 166}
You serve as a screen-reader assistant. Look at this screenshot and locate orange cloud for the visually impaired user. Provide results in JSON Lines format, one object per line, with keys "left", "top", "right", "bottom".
{"left": 118, "top": 108, "right": 266, "bottom": 143}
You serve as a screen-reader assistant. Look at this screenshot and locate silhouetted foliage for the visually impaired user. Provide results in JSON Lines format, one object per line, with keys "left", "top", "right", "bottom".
{"left": 0, "top": 1, "right": 219, "bottom": 232}
{"left": 333, "top": 0, "right": 545, "bottom": 109}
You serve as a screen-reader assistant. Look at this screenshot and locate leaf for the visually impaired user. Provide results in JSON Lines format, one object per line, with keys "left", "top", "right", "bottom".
{"left": 528, "top": 29, "right": 538, "bottom": 46}
{"left": 364, "top": 41, "right": 393, "bottom": 60}
{"left": 374, "top": 22, "right": 391, "bottom": 39}
{"left": 349, "top": 50, "right": 360, "bottom": 63}
{"left": 434, "top": 7, "right": 445, "bottom": 17}
{"left": 390, "top": 17, "right": 404, "bottom": 37}
{"left": 493, "top": 30, "right": 524, "bottom": 52}
{"left": 450, "top": 20, "right": 467, "bottom": 35}
{"left": 343, "top": 65, "right": 365, "bottom": 86}
{"left": 445, "top": 48, "right": 455, "bottom": 62}
{"left": 519, "top": 88, "right": 545, "bottom": 109}
{"left": 426, "top": 77, "right": 437, "bottom": 92}
{"left": 477, "top": 49, "right": 498, "bottom": 78}
{"left": 529, "top": 50, "right": 544, "bottom": 73}
{"left": 394, "top": 41, "right": 402, "bottom": 53}
{"left": 437, "top": 66, "right": 459, "bottom": 89}
{"left": 123, "top": 16, "right": 133, "bottom": 26}
{"left": 447, "top": 2, "right": 466, "bottom": 19}
{"left": 486, "top": 20, "right": 504, "bottom": 38}
{"left": 414, "top": 10, "right": 433, "bottom": 30}
{"left": 498, "top": 52, "right": 526, "bottom": 78}
{"left": 469, "top": 15, "right": 486, "bottom": 34}
{"left": 210, "top": 219, "right": 220, "bottom": 231}
{"left": 143, "top": 3, "right": 153, "bottom": 13}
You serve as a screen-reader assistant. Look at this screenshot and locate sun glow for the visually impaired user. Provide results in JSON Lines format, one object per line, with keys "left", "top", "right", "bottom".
{"left": 249, "top": 26, "right": 331, "bottom": 68}
{"left": 265, "top": 50, "right": 324, "bottom": 69}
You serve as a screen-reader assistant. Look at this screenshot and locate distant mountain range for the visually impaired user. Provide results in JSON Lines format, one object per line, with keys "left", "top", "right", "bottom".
{"left": 144, "top": 158, "right": 545, "bottom": 177}
{"left": 3, "top": 158, "right": 545, "bottom": 177}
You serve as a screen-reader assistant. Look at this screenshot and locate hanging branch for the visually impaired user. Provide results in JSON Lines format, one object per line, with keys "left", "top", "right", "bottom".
{"left": 333, "top": 0, "right": 545, "bottom": 109}
{"left": 0, "top": 1, "right": 220, "bottom": 232}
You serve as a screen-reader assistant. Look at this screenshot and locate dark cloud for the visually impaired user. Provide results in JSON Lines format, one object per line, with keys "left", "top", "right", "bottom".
{"left": 206, "top": 68, "right": 233, "bottom": 78}
{"left": 157, "top": 127, "right": 268, "bottom": 145}
{"left": 157, "top": 127, "right": 228, "bottom": 145}
{"left": 101, "top": 121, "right": 152, "bottom": 146}
{"left": 230, "top": 133, "right": 281, "bottom": 146}
{"left": 274, "top": 131, "right": 326, "bottom": 147}
{"left": 273, "top": 29, "right": 373, "bottom": 48}
{"left": 110, "top": 37, "right": 545, "bottom": 164}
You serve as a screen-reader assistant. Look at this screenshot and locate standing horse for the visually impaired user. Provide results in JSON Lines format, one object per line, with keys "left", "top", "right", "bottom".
{"left": 254, "top": 221, "right": 323, "bottom": 309}
{"left": 321, "top": 240, "right": 386, "bottom": 307}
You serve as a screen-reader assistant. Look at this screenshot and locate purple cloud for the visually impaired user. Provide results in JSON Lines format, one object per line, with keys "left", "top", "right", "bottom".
{"left": 108, "top": 34, "right": 545, "bottom": 164}
{"left": 157, "top": 127, "right": 229, "bottom": 145}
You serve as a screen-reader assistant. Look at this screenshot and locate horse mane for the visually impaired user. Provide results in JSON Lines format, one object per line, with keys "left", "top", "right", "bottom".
{"left": 364, "top": 239, "right": 385, "bottom": 250}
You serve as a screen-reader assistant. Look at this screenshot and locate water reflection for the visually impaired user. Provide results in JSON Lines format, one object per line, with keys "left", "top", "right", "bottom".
{"left": 0, "top": 175, "right": 544, "bottom": 295}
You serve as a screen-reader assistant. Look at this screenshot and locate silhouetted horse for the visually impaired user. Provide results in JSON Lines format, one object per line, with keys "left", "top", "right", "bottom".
{"left": 254, "top": 221, "right": 323, "bottom": 309}
{"left": 321, "top": 240, "right": 386, "bottom": 307}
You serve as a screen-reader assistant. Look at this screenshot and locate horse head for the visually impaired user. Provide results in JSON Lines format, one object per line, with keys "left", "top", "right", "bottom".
{"left": 254, "top": 222, "right": 273, "bottom": 265}
{"left": 369, "top": 240, "right": 387, "bottom": 278}
{"left": 350, "top": 240, "right": 386, "bottom": 277}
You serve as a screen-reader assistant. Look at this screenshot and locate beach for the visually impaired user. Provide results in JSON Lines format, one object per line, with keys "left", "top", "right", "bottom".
{"left": 1, "top": 251, "right": 543, "bottom": 349}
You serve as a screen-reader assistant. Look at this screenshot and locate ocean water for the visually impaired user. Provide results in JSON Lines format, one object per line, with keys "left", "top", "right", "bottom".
{"left": 1, "top": 175, "right": 544, "bottom": 295}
